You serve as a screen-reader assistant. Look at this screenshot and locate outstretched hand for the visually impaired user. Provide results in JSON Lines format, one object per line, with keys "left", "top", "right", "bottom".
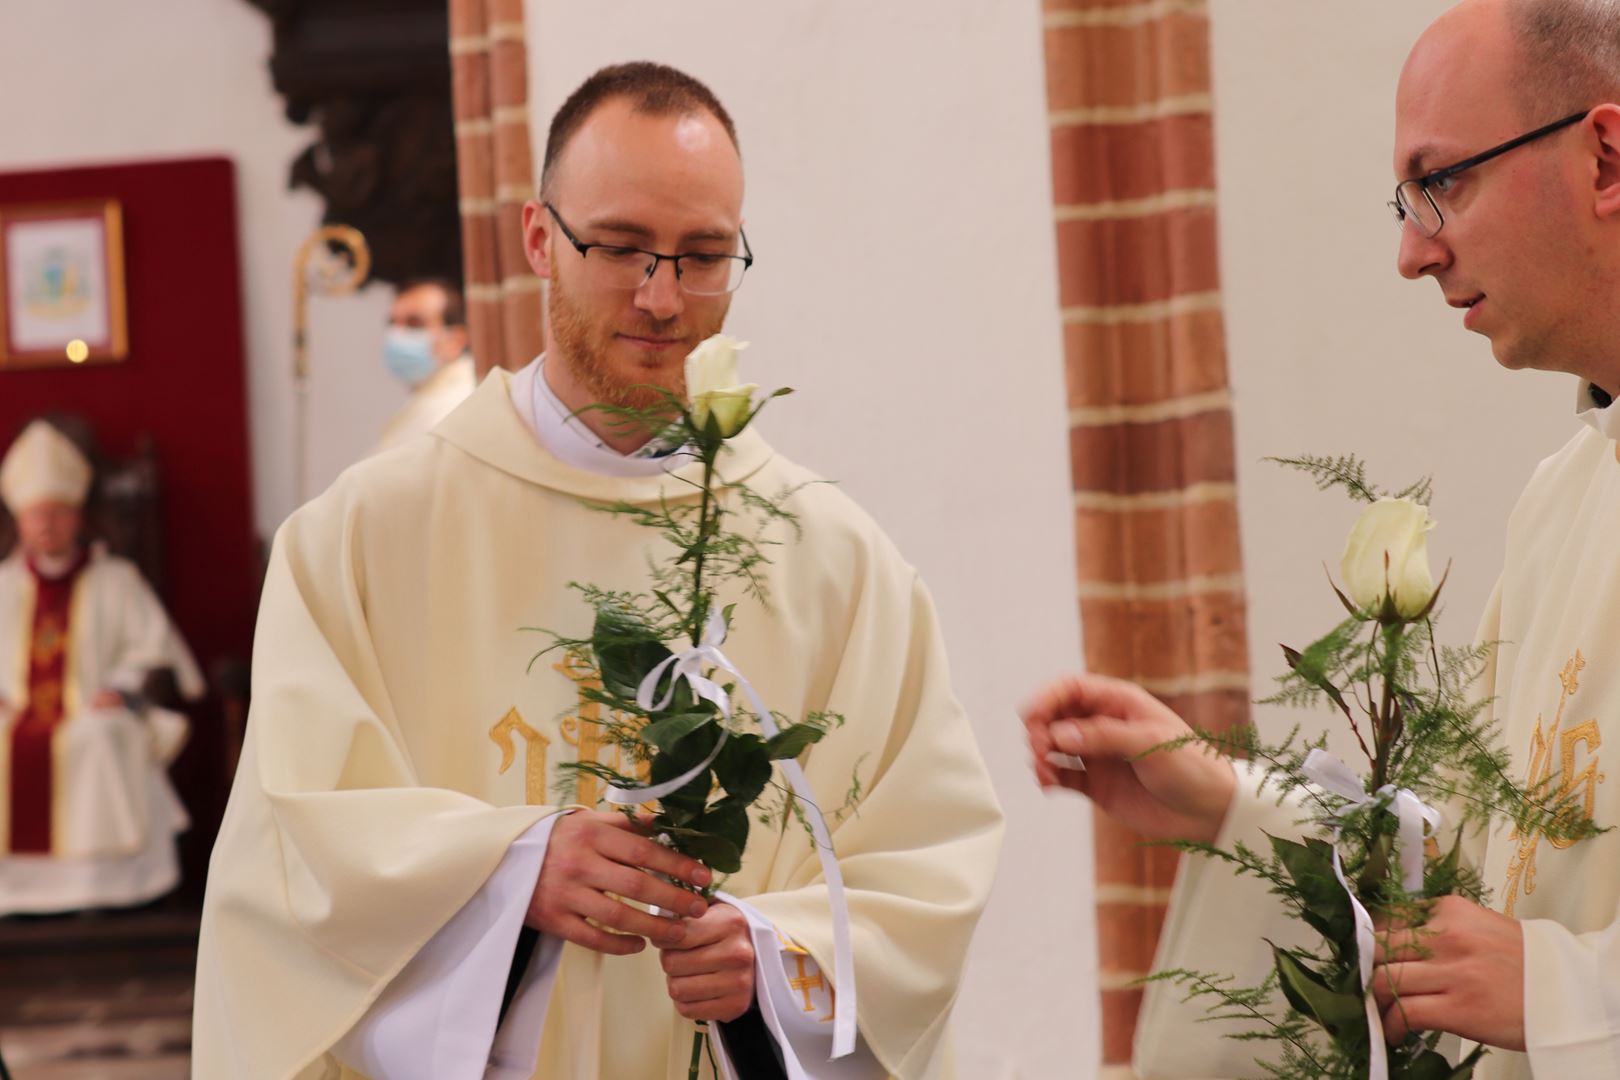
{"left": 1022, "top": 672, "right": 1237, "bottom": 844}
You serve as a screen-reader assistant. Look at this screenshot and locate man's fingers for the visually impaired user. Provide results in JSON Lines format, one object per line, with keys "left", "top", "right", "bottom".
{"left": 1027, "top": 718, "right": 1054, "bottom": 757}
{"left": 677, "top": 904, "right": 750, "bottom": 949}
{"left": 1369, "top": 960, "right": 1448, "bottom": 1008}
{"left": 1380, "top": 990, "right": 1446, "bottom": 1044}
{"left": 553, "top": 913, "right": 645, "bottom": 956}
{"left": 575, "top": 888, "right": 687, "bottom": 945}
{"left": 660, "top": 938, "right": 750, "bottom": 976}
{"left": 1375, "top": 926, "right": 1437, "bottom": 964}
{"left": 591, "top": 861, "right": 708, "bottom": 919}
{"left": 667, "top": 969, "right": 752, "bottom": 1005}
{"left": 1021, "top": 675, "right": 1103, "bottom": 728}
{"left": 1036, "top": 755, "right": 1090, "bottom": 792}
{"left": 600, "top": 829, "right": 713, "bottom": 893}
{"left": 1049, "top": 715, "right": 1167, "bottom": 760}
{"left": 1022, "top": 673, "right": 1161, "bottom": 728}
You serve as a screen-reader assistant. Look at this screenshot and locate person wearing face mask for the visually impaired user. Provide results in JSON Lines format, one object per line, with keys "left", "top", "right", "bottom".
{"left": 375, "top": 277, "right": 477, "bottom": 453}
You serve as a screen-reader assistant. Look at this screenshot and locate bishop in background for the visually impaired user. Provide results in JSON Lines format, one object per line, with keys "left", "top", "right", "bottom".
{"left": 0, "top": 419, "right": 204, "bottom": 914}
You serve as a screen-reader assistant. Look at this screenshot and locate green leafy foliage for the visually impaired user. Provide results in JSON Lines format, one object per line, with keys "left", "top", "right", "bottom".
{"left": 1266, "top": 454, "right": 1434, "bottom": 507}
{"left": 529, "top": 390, "right": 859, "bottom": 896}
{"left": 1149, "top": 457, "right": 1605, "bottom": 1079}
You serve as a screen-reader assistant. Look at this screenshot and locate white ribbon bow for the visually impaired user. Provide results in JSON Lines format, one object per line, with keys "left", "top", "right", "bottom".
{"left": 605, "top": 611, "right": 736, "bottom": 806}
{"left": 605, "top": 610, "right": 859, "bottom": 1059}
{"left": 1300, "top": 748, "right": 1443, "bottom": 1080}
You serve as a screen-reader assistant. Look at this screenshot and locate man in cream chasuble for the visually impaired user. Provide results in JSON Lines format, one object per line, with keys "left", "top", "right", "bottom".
{"left": 194, "top": 63, "right": 1002, "bottom": 1080}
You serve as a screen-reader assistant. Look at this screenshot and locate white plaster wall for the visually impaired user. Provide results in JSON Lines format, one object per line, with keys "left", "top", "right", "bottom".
{"left": 5, "top": 0, "right": 1585, "bottom": 1073}
{"left": 1208, "top": 1, "right": 1579, "bottom": 759}
{"left": 0, "top": 0, "right": 408, "bottom": 538}
{"left": 523, "top": 4, "right": 1093, "bottom": 1076}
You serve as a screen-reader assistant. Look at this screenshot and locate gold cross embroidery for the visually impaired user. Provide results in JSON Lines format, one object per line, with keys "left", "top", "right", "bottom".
{"left": 31, "top": 614, "right": 65, "bottom": 668}
{"left": 490, "top": 708, "right": 550, "bottom": 805}
{"left": 784, "top": 952, "right": 837, "bottom": 1022}
{"left": 787, "top": 954, "right": 826, "bottom": 1015}
{"left": 1505, "top": 650, "right": 1606, "bottom": 915}
{"left": 555, "top": 651, "right": 648, "bottom": 806}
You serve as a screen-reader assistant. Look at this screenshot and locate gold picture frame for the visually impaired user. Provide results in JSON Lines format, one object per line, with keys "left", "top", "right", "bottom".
{"left": 0, "top": 199, "right": 128, "bottom": 369}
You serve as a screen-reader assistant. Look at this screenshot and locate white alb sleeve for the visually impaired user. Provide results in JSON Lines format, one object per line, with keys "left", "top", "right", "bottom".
{"left": 330, "top": 814, "right": 567, "bottom": 1080}
{"left": 709, "top": 892, "right": 884, "bottom": 1080}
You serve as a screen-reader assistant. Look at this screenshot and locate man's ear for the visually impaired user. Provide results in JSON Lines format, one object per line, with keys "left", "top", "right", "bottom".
{"left": 522, "top": 199, "right": 553, "bottom": 279}
{"left": 442, "top": 324, "right": 470, "bottom": 361}
{"left": 1588, "top": 105, "right": 1620, "bottom": 221}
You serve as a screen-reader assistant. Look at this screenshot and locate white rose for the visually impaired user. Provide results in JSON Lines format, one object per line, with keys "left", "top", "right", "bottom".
{"left": 685, "top": 334, "right": 759, "bottom": 438}
{"left": 1339, "top": 497, "right": 1437, "bottom": 620}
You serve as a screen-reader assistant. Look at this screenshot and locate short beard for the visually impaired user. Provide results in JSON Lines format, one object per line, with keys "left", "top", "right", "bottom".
{"left": 546, "top": 263, "right": 728, "bottom": 411}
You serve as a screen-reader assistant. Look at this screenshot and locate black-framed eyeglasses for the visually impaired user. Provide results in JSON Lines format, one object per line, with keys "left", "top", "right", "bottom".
{"left": 545, "top": 202, "right": 753, "bottom": 296}
{"left": 1389, "top": 110, "right": 1589, "bottom": 238}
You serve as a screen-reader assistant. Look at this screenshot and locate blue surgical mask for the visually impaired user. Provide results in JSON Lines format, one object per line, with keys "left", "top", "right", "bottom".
{"left": 383, "top": 327, "right": 438, "bottom": 387}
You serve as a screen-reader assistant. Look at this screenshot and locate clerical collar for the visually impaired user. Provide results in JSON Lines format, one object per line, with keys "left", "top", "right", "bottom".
{"left": 1575, "top": 379, "right": 1620, "bottom": 442}
{"left": 26, "top": 545, "right": 88, "bottom": 583}
{"left": 509, "top": 356, "right": 691, "bottom": 479}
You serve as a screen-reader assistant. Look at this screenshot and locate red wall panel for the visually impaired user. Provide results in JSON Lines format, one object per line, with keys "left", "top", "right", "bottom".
{"left": 0, "top": 156, "right": 259, "bottom": 894}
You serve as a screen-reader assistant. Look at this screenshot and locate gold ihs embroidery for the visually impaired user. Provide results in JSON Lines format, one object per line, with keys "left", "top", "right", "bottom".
{"left": 1505, "top": 651, "right": 1606, "bottom": 915}
{"left": 31, "top": 614, "right": 65, "bottom": 668}
{"left": 555, "top": 652, "right": 648, "bottom": 806}
{"left": 490, "top": 708, "right": 550, "bottom": 805}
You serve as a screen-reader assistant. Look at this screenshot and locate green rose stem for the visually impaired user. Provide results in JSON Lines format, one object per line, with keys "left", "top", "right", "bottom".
{"left": 684, "top": 434, "right": 722, "bottom": 1080}
{"left": 540, "top": 365, "right": 838, "bottom": 1076}
{"left": 688, "top": 438, "right": 721, "bottom": 647}
{"left": 688, "top": 1022, "right": 706, "bottom": 1080}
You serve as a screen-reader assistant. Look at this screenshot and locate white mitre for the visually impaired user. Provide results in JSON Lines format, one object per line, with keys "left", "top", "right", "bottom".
{"left": 0, "top": 420, "right": 92, "bottom": 514}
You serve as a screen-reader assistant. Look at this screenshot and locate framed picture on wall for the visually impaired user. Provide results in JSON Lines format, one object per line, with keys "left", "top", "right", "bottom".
{"left": 0, "top": 199, "right": 128, "bottom": 369}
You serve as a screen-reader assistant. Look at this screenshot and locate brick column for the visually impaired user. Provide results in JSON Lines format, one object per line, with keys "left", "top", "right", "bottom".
{"left": 449, "top": 0, "right": 544, "bottom": 376}
{"left": 1042, "top": 1, "right": 1250, "bottom": 1073}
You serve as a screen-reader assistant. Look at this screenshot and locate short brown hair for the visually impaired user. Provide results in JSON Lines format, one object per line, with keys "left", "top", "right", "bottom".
{"left": 1509, "top": 0, "right": 1620, "bottom": 120}
{"left": 399, "top": 277, "right": 466, "bottom": 328}
{"left": 540, "top": 62, "right": 739, "bottom": 195}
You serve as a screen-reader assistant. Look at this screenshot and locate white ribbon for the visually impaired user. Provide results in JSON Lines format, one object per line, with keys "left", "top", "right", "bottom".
{"left": 1300, "top": 749, "right": 1443, "bottom": 1080}
{"left": 604, "top": 610, "right": 859, "bottom": 1059}
{"left": 604, "top": 611, "right": 735, "bottom": 806}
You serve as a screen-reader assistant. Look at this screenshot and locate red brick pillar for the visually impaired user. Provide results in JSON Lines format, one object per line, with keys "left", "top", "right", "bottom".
{"left": 1042, "top": 1, "right": 1251, "bottom": 1073}
{"left": 449, "top": 0, "right": 544, "bottom": 376}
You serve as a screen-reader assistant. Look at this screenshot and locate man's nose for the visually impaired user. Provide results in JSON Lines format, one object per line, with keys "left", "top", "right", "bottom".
{"left": 1396, "top": 221, "right": 1452, "bottom": 280}
{"left": 634, "top": 258, "right": 685, "bottom": 321}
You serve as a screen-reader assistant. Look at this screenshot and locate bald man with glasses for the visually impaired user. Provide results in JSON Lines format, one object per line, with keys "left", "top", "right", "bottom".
{"left": 1024, "top": 1, "right": 1620, "bottom": 1077}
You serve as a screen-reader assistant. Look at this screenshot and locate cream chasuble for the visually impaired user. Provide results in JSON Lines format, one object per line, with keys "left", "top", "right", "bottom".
{"left": 0, "top": 546, "right": 203, "bottom": 913}
{"left": 193, "top": 370, "right": 1004, "bottom": 1079}
{"left": 1135, "top": 385, "right": 1620, "bottom": 1079}
{"left": 375, "top": 355, "right": 478, "bottom": 453}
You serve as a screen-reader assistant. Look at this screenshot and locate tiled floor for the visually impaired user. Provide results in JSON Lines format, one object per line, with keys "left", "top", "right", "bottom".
{"left": 0, "top": 907, "right": 196, "bottom": 1079}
